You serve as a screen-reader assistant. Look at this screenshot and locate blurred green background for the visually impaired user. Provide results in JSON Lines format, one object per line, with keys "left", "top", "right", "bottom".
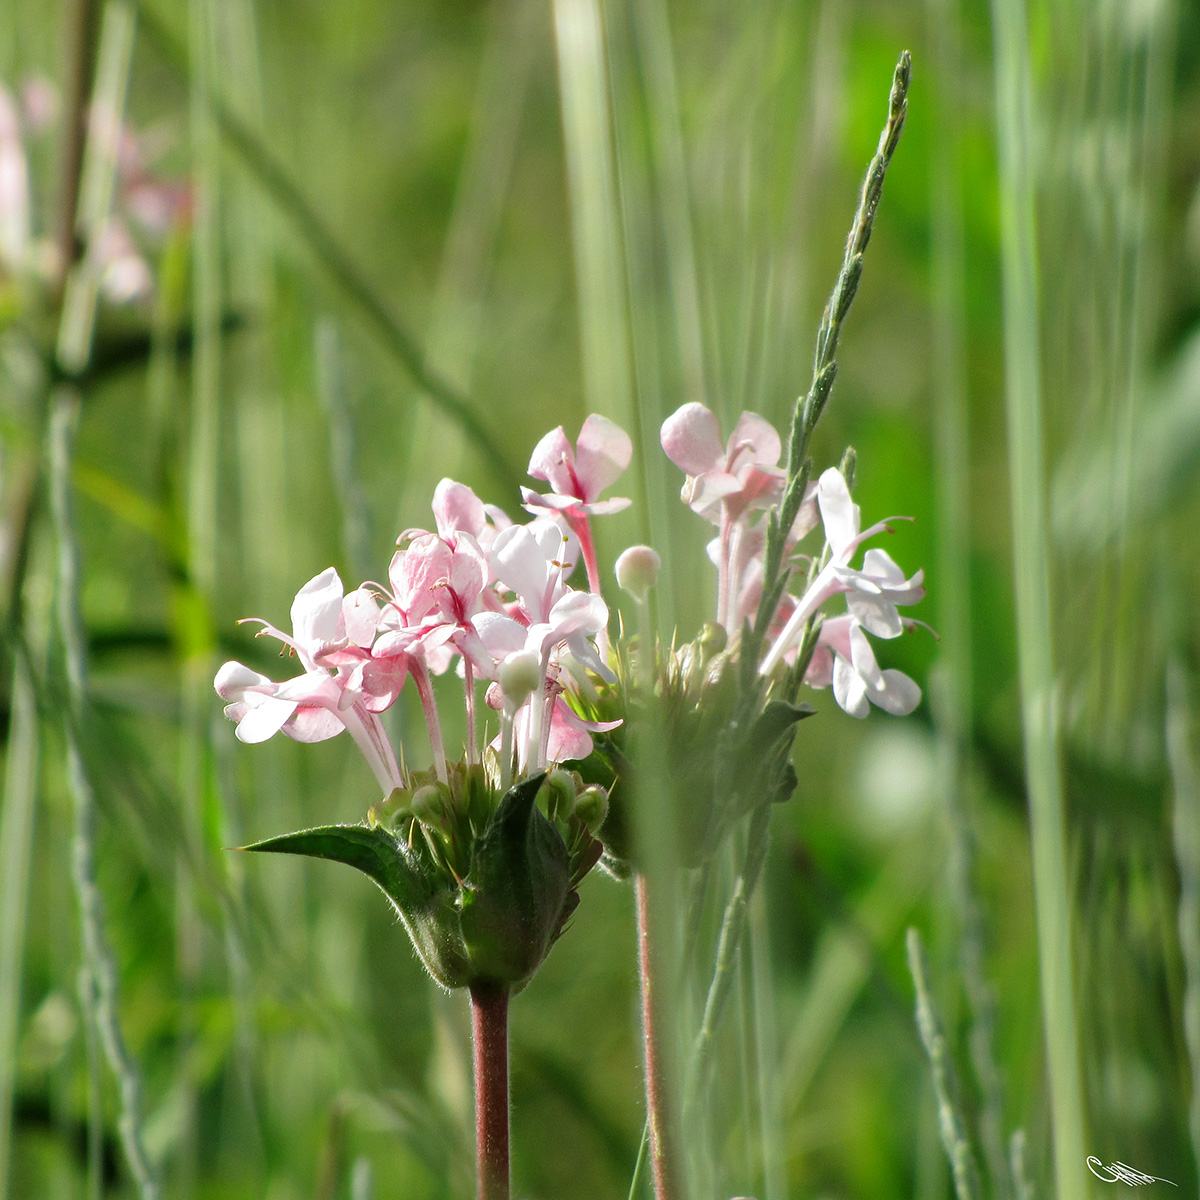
{"left": 2, "top": 0, "right": 1200, "bottom": 1197}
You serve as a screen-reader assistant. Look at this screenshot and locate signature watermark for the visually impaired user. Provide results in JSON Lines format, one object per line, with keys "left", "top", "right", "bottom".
{"left": 1087, "top": 1157, "right": 1177, "bottom": 1187}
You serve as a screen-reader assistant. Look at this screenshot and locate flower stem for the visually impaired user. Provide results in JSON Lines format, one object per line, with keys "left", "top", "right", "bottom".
{"left": 412, "top": 661, "right": 448, "bottom": 783}
{"left": 572, "top": 514, "right": 610, "bottom": 658}
{"left": 635, "top": 873, "right": 683, "bottom": 1200}
{"left": 470, "top": 983, "right": 511, "bottom": 1200}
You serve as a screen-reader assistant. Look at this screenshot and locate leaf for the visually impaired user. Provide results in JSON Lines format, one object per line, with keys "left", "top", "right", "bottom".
{"left": 240, "top": 823, "right": 431, "bottom": 909}
{"left": 240, "top": 824, "right": 472, "bottom": 988}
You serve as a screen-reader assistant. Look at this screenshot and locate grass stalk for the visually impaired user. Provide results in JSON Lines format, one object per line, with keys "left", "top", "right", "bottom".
{"left": 56, "top": 0, "right": 137, "bottom": 374}
{"left": 627, "top": 0, "right": 706, "bottom": 409}
{"left": 50, "top": 391, "right": 160, "bottom": 1200}
{"left": 744, "top": 51, "right": 910, "bottom": 680}
{"left": 53, "top": 0, "right": 101, "bottom": 291}
{"left": 1166, "top": 660, "right": 1200, "bottom": 1180}
{"left": 0, "top": 652, "right": 38, "bottom": 1200}
{"left": 987, "top": 2, "right": 1088, "bottom": 1196}
{"left": 907, "top": 928, "right": 983, "bottom": 1200}
{"left": 748, "top": 887, "right": 785, "bottom": 1200}
{"left": 682, "top": 803, "right": 770, "bottom": 1121}
{"left": 1009, "top": 1129, "right": 1035, "bottom": 1200}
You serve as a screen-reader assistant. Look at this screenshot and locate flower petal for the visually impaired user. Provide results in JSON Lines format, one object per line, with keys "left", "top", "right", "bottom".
{"left": 727, "top": 411, "right": 781, "bottom": 468}
{"left": 281, "top": 705, "right": 345, "bottom": 743}
{"left": 661, "top": 403, "right": 725, "bottom": 475}
{"left": 847, "top": 590, "right": 903, "bottom": 639}
{"left": 527, "top": 425, "right": 575, "bottom": 495}
{"left": 234, "top": 694, "right": 298, "bottom": 743}
{"left": 432, "top": 478, "right": 486, "bottom": 539}
{"left": 574, "top": 414, "right": 633, "bottom": 501}
{"left": 343, "top": 587, "right": 381, "bottom": 648}
{"left": 872, "top": 669, "right": 922, "bottom": 716}
{"left": 832, "top": 653, "right": 869, "bottom": 718}
{"left": 816, "top": 468, "right": 860, "bottom": 558}
{"left": 214, "top": 660, "right": 270, "bottom": 699}
{"left": 290, "top": 567, "right": 345, "bottom": 650}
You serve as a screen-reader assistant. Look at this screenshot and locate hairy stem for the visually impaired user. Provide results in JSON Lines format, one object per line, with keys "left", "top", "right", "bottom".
{"left": 635, "top": 872, "right": 683, "bottom": 1200}
{"left": 470, "top": 983, "right": 511, "bottom": 1200}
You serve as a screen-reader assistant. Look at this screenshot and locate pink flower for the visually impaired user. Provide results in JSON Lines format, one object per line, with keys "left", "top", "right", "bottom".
{"left": 660, "top": 404, "right": 785, "bottom": 523}
{"left": 489, "top": 519, "right": 581, "bottom": 626}
{"left": 759, "top": 468, "right": 920, "bottom": 674}
{"left": 521, "top": 414, "right": 633, "bottom": 519}
{"left": 661, "top": 403, "right": 812, "bottom": 632}
{"left": 804, "top": 615, "right": 922, "bottom": 718}
{"left": 214, "top": 568, "right": 403, "bottom": 794}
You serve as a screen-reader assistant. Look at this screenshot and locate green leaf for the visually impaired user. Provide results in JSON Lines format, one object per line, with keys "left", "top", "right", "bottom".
{"left": 241, "top": 824, "right": 472, "bottom": 989}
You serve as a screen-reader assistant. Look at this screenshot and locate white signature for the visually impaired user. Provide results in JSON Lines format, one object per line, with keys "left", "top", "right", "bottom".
{"left": 1087, "top": 1157, "right": 1177, "bottom": 1187}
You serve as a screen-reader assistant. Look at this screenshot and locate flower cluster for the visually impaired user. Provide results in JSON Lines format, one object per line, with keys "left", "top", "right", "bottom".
{"left": 217, "top": 403, "right": 926, "bottom": 815}
{"left": 660, "top": 402, "right": 925, "bottom": 717}
{"left": 215, "top": 424, "right": 633, "bottom": 800}
{"left": 215, "top": 404, "right": 926, "bottom": 963}
{"left": 215, "top": 417, "right": 640, "bottom": 990}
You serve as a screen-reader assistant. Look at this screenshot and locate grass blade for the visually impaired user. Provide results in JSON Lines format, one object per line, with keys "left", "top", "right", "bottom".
{"left": 1167, "top": 660, "right": 1200, "bottom": 1181}
{"left": 0, "top": 654, "right": 38, "bottom": 1200}
{"left": 988, "top": 2, "right": 1088, "bottom": 1195}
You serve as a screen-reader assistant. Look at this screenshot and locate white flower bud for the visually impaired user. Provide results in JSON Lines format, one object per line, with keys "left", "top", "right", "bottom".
{"left": 615, "top": 545, "right": 661, "bottom": 604}
{"left": 497, "top": 650, "right": 541, "bottom": 710}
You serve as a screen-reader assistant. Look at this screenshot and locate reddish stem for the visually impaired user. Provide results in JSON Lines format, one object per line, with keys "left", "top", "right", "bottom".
{"left": 470, "top": 983, "right": 511, "bottom": 1200}
{"left": 635, "top": 873, "right": 683, "bottom": 1200}
{"left": 570, "top": 513, "right": 609, "bottom": 658}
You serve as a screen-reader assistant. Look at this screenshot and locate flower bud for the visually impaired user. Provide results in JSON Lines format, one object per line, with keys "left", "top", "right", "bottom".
{"left": 574, "top": 785, "right": 609, "bottom": 835}
{"left": 498, "top": 651, "right": 541, "bottom": 711}
{"left": 615, "top": 545, "right": 661, "bottom": 604}
{"left": 538, "top": 768, "right": 578, "bottom": 822}
{"left": 411, "top": 783, "right": 453, "bottom": 831}
{"left": 698, "top": 620, "right": 727, "bottom": 659}
{"left": 367, "top": 787, "right": 412, "bottom": 830}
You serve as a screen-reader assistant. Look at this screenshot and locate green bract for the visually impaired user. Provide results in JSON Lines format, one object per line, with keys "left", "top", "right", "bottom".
{"left": 573, "top": 623, "right": 813, "bottom": 873}
{"left": 242, "top": 765, "right": 603, "bottom": 991}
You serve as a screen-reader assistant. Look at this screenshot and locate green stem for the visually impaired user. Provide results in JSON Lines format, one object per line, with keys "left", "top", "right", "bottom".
{"left": 906, "top": 928, "right": 983, "bottom": 1200}
{"left": 635, "top": 873, "right": 683, "bottom": 1200}
{"left": 0, "top": 652, "right": 39, "bottom": 1199}
{"left": 470, "top": 983, "right": 511, "bottom": 1200}
{"left": 682, "top": 803, "right": 770, "bottom": 1120}
{"left": 54, "top": 0, "right": 102, "bottom": 289}
{"left": 51, "top": 393, "right": 161, "bottom": 1200}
